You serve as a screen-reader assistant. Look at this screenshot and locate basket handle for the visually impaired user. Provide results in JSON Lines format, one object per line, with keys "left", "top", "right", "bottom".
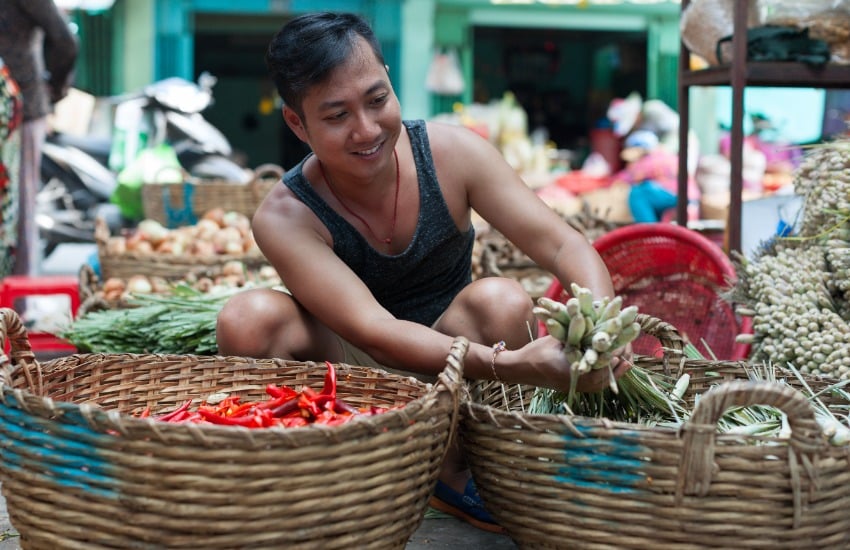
{"left": 250, "top": 163, "right": 284, "bottom": 200}
{"left": 252, "top": 163, "right": 284, "bottom": 181}
{"left": 77, "top": 263, "right": 100, "bottom": 304}
{"left": 94, "top": 215, "right": 110, "bottom": 249}
{"left": 0, "top": 308, "right": 43, "bottom": 396}
{"left": 676, "top": 380, "right": 825, "bottom": 526}
{"left": 434, "top": 337, "right": 468, "bottom": 466}
{"left": 635, "top": 313, "right": 685, "bottom": 354}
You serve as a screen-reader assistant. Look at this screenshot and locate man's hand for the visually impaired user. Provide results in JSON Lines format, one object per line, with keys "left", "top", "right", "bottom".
{"left": 515, "top": 337, "right": 632, "bottom": 394}
{"left": 573, "top": 343, "right": 633, "bottom": 393}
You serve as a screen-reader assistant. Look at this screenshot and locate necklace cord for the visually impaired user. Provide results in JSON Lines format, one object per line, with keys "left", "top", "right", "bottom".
{"left": 319, "top": 149, "right": 400, "bottom": 245}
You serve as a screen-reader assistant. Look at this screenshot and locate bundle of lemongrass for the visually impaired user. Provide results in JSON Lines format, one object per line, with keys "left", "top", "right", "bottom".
{"left": 528, "top": 285, "right": 689, "bottom": 422}
{"left": 528, "top": 287, "right": 850, "bottom": 446}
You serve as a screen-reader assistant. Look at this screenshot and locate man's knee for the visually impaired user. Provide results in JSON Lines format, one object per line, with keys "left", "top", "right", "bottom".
{"left": 471, "top": 277, "right": 533, "bottom": 312}
{"left": 216, "top": 289, "right": 283, "bottom": 356}
{"left": 450, "top": 277, "right": 534, "bottom": 341}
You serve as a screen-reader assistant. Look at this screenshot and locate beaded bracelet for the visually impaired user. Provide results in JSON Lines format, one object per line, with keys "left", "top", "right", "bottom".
{"left": 491, "top": 340, "right": 507, "bottom": 382}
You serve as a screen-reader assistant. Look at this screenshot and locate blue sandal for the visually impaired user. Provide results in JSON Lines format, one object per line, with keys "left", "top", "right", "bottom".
{"left": 429, "top": 478, "right": 504, "bottom": 534}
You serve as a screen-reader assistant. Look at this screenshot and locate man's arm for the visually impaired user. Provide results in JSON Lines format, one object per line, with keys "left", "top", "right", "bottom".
{"left": 252, "top": 183, "right": 499, "bottom": 381}
{"left": 430, "top": 122, "right": 615, "bottom": 301}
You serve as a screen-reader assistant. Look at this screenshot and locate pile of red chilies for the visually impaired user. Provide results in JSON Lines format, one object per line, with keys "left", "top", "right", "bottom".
{"left": 137, "top": 361, "right": 391, "bottom": 428}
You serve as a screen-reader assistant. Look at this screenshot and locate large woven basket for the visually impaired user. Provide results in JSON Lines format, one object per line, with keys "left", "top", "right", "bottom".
{"left": 141, "top": 164, "right": 283, "bottom": 228}
{"left": 461, "top": 316, "right": 850, "bottom": 549}
{"left": 94, "top": 216, "right": 268, "bottom": 281}
{"left": 0, "top": 308, "right": 466, "bottom": 549}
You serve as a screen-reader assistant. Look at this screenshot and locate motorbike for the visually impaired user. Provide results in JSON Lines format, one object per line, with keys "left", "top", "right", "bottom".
{"left": 37, "top": 72, "right": 248, "bottom": 257}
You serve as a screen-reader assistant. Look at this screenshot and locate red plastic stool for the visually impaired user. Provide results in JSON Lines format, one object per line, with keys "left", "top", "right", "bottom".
{"left": 0, "top": 275, "right": 80, "bottom": 354}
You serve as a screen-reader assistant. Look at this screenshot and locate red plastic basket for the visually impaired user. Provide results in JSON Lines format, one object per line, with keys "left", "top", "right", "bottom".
{"left": 540, "top": 223, "right": 752, "bottom": 360}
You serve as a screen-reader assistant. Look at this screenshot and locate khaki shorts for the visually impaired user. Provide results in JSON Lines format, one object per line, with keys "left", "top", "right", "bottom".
{"left": 336, "top": 336, "right": 437, "bottom": 384}
{"left": 275, "top": 287, "right": 440, "bottom": 384}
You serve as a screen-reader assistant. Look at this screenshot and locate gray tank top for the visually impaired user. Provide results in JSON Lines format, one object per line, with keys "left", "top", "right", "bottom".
{"left": 283, "top": 119, "right": 475, "bottom": 326}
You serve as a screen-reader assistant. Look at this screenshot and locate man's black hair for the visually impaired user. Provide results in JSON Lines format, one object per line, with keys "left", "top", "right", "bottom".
{"left": 266, "top": 12, "right": 386, "bottom": 119}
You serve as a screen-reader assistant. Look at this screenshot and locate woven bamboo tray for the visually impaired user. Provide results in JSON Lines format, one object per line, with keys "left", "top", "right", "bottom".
{"left": 141, "top": 164, "right": 283, "bottom": 228}
{"left": 0, "top": 308, "right": 466, "bottom": 549}
{"left": 94, "top": 216, "right": 268, "bottom": 281}
{"left": 461, "top": 316, "right": 850, "bottom": 549}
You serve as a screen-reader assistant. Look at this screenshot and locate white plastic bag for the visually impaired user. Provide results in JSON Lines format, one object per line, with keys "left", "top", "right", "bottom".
{"left": 425, "top": 49, "right": 465, "bottom": 96}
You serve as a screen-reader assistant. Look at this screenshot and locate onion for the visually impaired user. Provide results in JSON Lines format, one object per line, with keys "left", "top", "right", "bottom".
{"left": 212, "top": 227, "right": 243, "bottom": 255}
{"left": 105, "top": 237, "right": 127, "bottom": 255}
{"left": 221, "top": 260, "right": 246, "bottom": 278}
{"left": 202, "top": 207, "right": 226, "bottom": 227}
{"left": 195, "top": 219, "right": 220, "bottom": 240}
{"left": 137, "top": 219, "right": 170, "bottom": 246}
{"left": 126, "top": 275, "right": 153, "bottom": 294}
{"left": 102, "top": 278, "right": 126, "bottom": 295}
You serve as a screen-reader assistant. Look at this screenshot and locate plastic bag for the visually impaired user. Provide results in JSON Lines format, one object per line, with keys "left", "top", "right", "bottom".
{"left": 112, "top": 143, "right": 183, "bottom": 221}
{"left": 425, "top": 49, "right": 465, "bottom": 96}
{"left": 681, "top": 0, "right": 762, "bottom": 65}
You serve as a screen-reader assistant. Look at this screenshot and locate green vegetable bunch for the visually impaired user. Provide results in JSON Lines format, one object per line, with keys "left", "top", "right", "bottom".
{"left": 534, "top": 283, "right": 640, "bottom": 381}
{"left": 530, "top": 284, "right": 671, "bottom": 417}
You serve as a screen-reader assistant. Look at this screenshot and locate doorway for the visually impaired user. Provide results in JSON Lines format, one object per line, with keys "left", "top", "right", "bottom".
{"left": 192, "top": 14, "right": 311, "bottom": 171}
{"left": 472, "top": 26, "right": 647, "bottom": 158}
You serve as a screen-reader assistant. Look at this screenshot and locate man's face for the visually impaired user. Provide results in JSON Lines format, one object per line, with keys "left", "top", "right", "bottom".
{"left": 285, "top": 37, "right": 402, "bottom": 179}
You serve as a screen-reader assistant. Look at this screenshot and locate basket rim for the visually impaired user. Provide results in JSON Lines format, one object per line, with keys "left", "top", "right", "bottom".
{"left": 0, "top": 308, "right": 468, "bottom": 445}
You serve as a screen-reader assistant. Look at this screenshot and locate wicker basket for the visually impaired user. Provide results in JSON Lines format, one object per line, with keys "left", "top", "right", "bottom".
{"left": 461, "top": 316, "right": 850, "bottom": 549}
{"left": 0, "top": 308, "right": 466, "bottom": 549}
{"left": 95, "top": 216, "right": 268, "bottom": 281}
{"left": 141, "top": 164, "right": 283, "bottom": 228}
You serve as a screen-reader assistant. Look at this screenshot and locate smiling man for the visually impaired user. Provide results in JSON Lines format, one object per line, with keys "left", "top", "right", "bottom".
{"left": 216, "top": 11, "right": 628, "bottom": 533}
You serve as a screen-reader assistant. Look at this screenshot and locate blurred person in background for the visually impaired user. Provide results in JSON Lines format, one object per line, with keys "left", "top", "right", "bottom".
{"left": 0, "top": 0, "right": 78, "bottom": 276}
{"left": 0, "top": 58, "right": 24, "bottom": 277}
{"left": 612, "top": 129, "right": 700, "bottom": 223}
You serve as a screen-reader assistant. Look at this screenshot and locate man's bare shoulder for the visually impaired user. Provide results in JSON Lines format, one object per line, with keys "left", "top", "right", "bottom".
{"left": 423, "top": 120, "right": 498, "bottom": 167}
{"left": 253, "top": 184, "right": 324, "bottom": 240}
{"left": 424, "top": 119, "right": 484, "bottom": 145}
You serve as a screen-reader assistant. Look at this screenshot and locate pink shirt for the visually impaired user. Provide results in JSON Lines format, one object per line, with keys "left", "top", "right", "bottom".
{"left": 614, "top": 150, "right": 700, "bottom": 200}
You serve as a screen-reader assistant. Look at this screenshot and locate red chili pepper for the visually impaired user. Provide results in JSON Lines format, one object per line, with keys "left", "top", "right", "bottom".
{"left": 167, "top": 410, "right": 192, "bottom": 423}
{"left": 312, "top": 409, "right": 338, "bottom": 425}
{"left": 225, "top": 402, "right": 256, "bottom": 418}
{"left": 156, "top": 399, "right": 193, "bottom": 422}
{"left": 212, "top": 396, "right": 243, "bottom": 416}
{"left": 138, "top": 406, "right": 151, "bottom": 418}
{"left": 325, "top": 414, "right": 355, "bottom": 426}
{"left": 332, "top": 398, "right": 360, "bottom": 416}
{"left": 298, "top": 392, "right": 321, "bottom": 418}
{"left": 258, "top": 393, "right": 297, "bottom": 411}
{"left": 277, "top": 416, "right": 309, "bottom": 428}
{"left": 265, "top": 383, "right": 298, "bottom": 400}
{"left": 198, "top": 407, "right": 272, "bottom": 427}
{"left": 321, "top": 361, "right": 337, "bottom": 396}
{"left": 270, "top": 397, "right": 301, "bottom": 418}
